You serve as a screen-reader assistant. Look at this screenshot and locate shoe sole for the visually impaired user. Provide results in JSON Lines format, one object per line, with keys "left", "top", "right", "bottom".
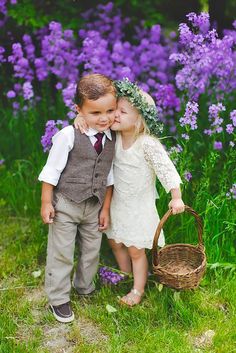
{"left": 49, "top": 305, "right": 74, "bottom": 323}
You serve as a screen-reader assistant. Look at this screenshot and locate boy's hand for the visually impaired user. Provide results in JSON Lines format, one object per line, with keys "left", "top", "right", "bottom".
{"left": 168, "top": 198, "right": 185, "bottom": 215}
{"left": 98, "top": 208, "right": 110, "bottom": 231}
{"left": 41, "top": 202, "right": 55, "bottom": 224}
{"left": 74, "top": 114, "right": 88, "bottom": 133}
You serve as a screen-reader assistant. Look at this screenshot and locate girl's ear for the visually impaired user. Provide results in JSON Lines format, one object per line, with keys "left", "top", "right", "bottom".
{"left": 135, "top": 118, "right": 142, "bottom": 131}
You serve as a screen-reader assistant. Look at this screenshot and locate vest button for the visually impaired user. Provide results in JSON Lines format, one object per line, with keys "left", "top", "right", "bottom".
{"left": 93, "top": 188, "right": 97, "bottom": 193}
{"left": 95, "top": 173, "right": 99, "bottom": 178}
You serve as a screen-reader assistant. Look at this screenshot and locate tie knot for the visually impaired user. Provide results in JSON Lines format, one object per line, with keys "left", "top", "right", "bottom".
{"left": 95, "top": 132, "right": 104, "bottom": 141}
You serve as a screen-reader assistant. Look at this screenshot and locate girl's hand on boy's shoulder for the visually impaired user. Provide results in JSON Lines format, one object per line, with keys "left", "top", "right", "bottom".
{"left": 168, "top": 198, "right": 185, "bottom": 215}
{"left": 74, "top": 114, "right": 88, "bottom": 133}
{"left": 41, "top": 202, "right": 55, "bottom": 224}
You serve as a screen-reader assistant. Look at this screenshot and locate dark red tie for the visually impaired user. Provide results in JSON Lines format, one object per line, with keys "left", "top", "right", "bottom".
{"left": 94, "top": 132, "right": 104, "bottom": 155}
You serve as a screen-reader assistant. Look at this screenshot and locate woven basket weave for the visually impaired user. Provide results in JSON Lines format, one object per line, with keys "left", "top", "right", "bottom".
{"left": 152, "top": 205, "right": 206, "bottom": 290}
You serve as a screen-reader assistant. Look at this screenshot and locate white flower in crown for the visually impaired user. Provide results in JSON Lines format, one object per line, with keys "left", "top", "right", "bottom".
{"left": 114, "top": 78, "right": 163, "bottom": 136}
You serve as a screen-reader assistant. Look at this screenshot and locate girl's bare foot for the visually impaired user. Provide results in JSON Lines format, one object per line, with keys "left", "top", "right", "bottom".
{"left": 119, "top": 288, "right": 143, "bottom": 307}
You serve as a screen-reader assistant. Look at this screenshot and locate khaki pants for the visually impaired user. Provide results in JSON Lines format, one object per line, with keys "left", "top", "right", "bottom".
{"left": 45, "top": 193, "right": 102, "bottom": 306}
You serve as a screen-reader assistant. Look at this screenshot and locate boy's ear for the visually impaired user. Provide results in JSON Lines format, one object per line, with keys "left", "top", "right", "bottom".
{"left": 74, "top": 104, "right": 80, "bottom": 113}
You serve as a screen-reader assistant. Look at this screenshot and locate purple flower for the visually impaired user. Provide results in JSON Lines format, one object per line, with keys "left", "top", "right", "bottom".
{"left": 0, "top": 0, "right": 7, "bottom": 15}
{"left": 8, "top": 43, "right": 33, "bottom": 81}
{"left": 213, "top": 141, "right": 223, "bottom": 150}
{"left": 226, "top": 184, "right": 236, "bottom": 200}
{"left": 204, "top": 129, "right": 213, "bottom": 136}
{"left": 206, "top": 103, "right": 226, "bottom": 136}
{"left": 169, "top": 144, "right": 183, "bottom": 155}
{"left": 184, "top": 171, "right": 192, "bottom": 182}
{"left": 41, "top": 120, "right": 69, "bottom": 152}
{"left": 12, "top": 101, "right": 20, "bottom": 110}
{"left": 0, "top": 46, "right": 5, "bottom": 63}
{"left": 6, "top": 90, "right": 16, "bottom": 98}
{"left": 230, "top": 110, "right": 236, "bottom": 127}
{"left": 170, "top": 13, "right": 236, "bottom": 100}
{"left": 0, "top": 159, "right": 5, "bottom": 165}
{"left": 182, "top": 133, "right": 189, "bottom": 140}
{"left": 55, "top": 82, "right": 63, "bottom": 90}
{"left": 23, "top": 81, "right": 34, "bottom": 100}
{"left": 23, "top": 34, "right": 35, "bottom": 61}
{"left": 179, "top": 101, "right": 199, "bottom": 130}
{"left": 34, "top": 58, "right": 48, "bottom": 81}
{"left": 226, "top": 124, "right": 234, "bottom": 134}
{"left": 40, "top": 21, "right": 79, "bottom": 82}
{"left": 67, "top": 111, "right": 76, "bottom": 119}
{"left": 186, "top": 12, "right": 210, "bottom": 34}
{"left": 14, "top": 83, "right": 21, "bottom": 92}
{"left": 209, "top": 103, "right": 226, "bottom": 119}
{"left": 62, "top": 83, "right": 76, "bottom": 109}
{"left": 99, "top": 266, "right": 125, "bottom": 285}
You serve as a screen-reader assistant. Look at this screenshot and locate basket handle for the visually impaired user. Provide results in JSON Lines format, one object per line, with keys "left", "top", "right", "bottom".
{"left": 152, "top": 205, "right": 204, "bottom": 266}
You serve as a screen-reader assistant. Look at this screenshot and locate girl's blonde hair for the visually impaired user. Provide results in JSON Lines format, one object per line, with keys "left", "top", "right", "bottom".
{"left": 134, "top": 90, "right": 155, "bottom": 138}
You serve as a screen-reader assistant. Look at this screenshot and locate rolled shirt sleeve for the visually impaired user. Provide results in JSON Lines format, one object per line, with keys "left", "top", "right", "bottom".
{"left": 38, "top": 126, "right": 74, "bottom": 186}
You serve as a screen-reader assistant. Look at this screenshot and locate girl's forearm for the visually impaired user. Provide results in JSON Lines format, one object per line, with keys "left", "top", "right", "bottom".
{"left": 102, "top": 185, "right": 113, "bottom": 210}
{"left": 170, "top": 187, "right": 182, "bottom": 200}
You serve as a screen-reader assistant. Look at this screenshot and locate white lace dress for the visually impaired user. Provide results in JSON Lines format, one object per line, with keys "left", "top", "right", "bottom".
{"left": 105, "top": 133, "right": 182, "bottom": 249}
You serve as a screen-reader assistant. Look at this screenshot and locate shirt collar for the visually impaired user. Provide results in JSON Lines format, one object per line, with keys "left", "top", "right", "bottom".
{"left": 85, "top": 127, "right": 112, "bottom": 140}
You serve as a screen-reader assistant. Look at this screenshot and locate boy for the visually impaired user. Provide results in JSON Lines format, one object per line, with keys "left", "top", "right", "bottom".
{"left": 38, "top": 74, "right": 117, "bottom": 323}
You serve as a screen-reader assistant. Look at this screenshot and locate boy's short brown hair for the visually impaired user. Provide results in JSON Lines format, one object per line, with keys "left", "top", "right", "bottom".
{"left": 75, "top": 74, "right": 116, "bottom": 107}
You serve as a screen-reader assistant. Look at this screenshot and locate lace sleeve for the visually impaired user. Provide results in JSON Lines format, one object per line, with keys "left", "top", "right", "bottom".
{"left": 143, "top": 136, "right": 182, "bottom": 193}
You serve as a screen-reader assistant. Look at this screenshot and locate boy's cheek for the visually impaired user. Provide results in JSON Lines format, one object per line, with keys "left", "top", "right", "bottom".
{"left": 109, "top": 114, "right": 116, "bottom": 124}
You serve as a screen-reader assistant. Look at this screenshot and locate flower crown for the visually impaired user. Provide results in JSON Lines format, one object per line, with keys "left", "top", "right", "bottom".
{"left": 114, "top": 78, "right": 163, "bottom": 136}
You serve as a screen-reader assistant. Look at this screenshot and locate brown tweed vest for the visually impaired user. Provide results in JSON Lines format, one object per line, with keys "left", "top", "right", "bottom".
{"left": 56, "top": 128, "right": 116, "bottom": 205}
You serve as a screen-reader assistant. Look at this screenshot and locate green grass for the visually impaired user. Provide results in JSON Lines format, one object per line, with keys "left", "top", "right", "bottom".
{"left": 0, "top": 210, "right": 236, "bottom": 353}
{"left": 0, "top": 95, "right": 236, "bottom": 352}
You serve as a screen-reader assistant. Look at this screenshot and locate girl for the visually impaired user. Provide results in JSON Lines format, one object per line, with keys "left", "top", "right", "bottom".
{"left": 75, "top": 78, "right": 184, "bottom": 306}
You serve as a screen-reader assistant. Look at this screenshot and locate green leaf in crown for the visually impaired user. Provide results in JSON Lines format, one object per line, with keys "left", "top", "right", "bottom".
{"left": 114, "top": 78, "right": 163, "bottom": 136}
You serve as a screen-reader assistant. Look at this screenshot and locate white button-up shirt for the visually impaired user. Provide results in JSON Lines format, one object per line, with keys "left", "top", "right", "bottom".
{"left": 38, "top": 125, "right": 114, "bottom": 186}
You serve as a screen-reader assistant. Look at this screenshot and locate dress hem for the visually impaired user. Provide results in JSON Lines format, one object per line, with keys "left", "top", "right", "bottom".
{"left": 106, "top": 234, "right": 165, "bottom": 250}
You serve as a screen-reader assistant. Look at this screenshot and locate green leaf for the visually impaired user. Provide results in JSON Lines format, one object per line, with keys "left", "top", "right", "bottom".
{"left": 173, "top": 291, "right": 181, "bottom": 302}
{"left": 106, "top": 304, "right": 117, "bottom": 313}
{"left": 210, "top": 262, "right": 220, "bottom": 269}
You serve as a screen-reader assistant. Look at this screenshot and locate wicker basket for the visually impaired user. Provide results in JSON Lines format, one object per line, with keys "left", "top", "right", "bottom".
{"left": 152, "top": 205, "right": 206, "bottom": 290}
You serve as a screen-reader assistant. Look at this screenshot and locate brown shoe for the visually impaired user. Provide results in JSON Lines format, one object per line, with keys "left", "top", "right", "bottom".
{"left": 49, "top": 302, "right": 74, "bottom": 323}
